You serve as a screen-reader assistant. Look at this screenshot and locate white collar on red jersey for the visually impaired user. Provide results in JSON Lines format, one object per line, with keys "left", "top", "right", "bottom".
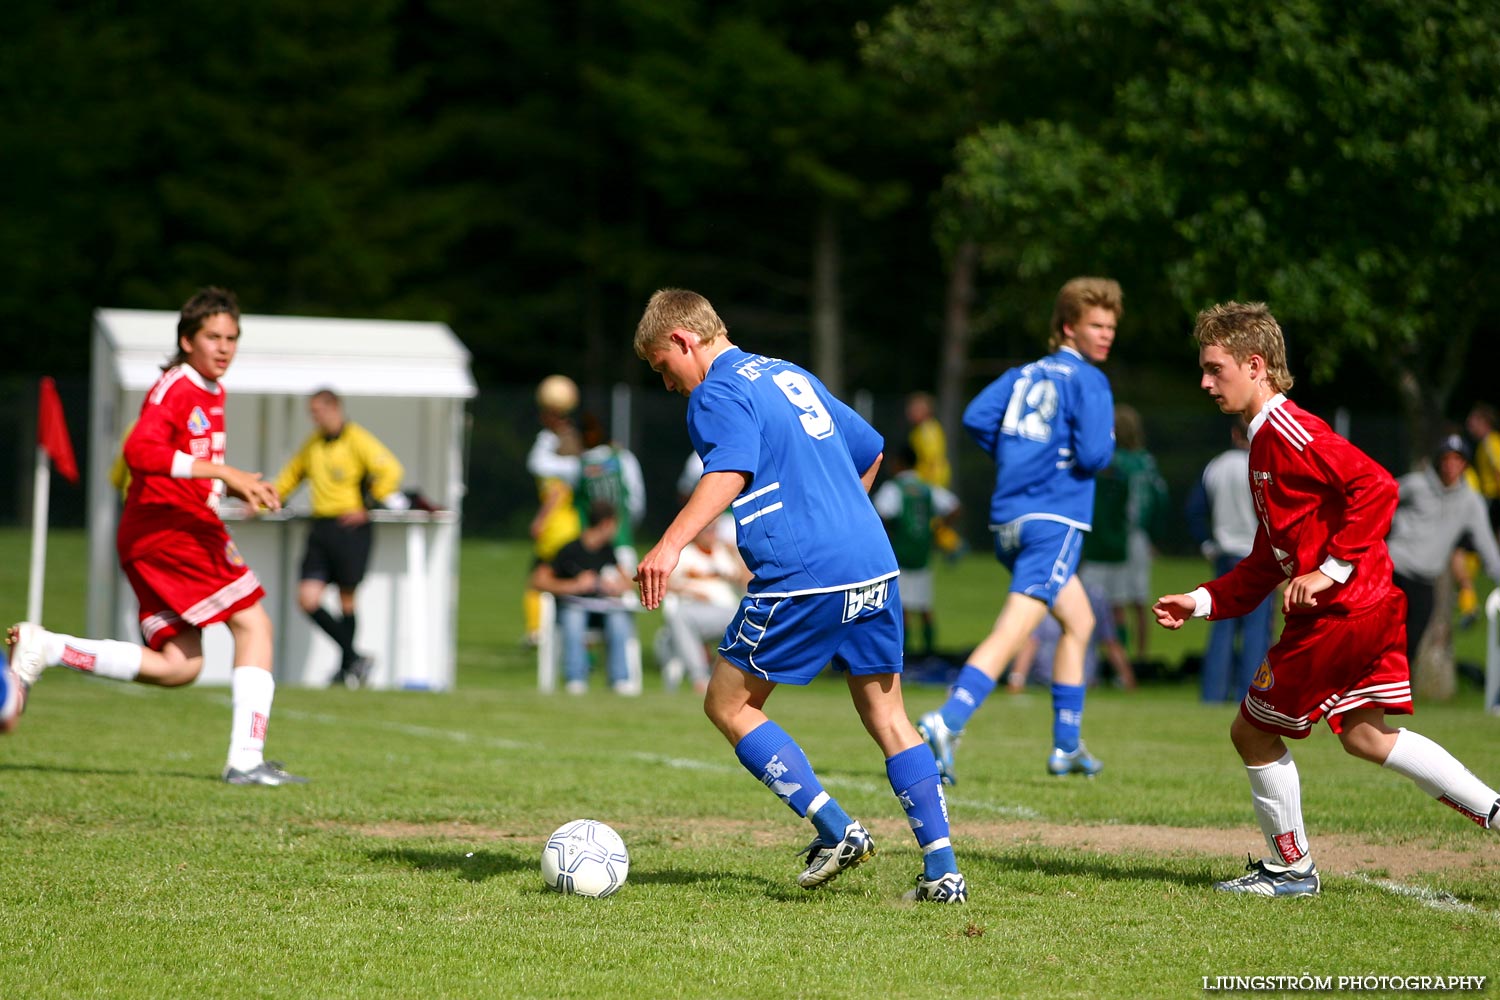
{"left": 1246, "top": 393, "right": 1288, "bottom": 443}
{"left": 180, "top": 364, "right": 222, "bottom": 395}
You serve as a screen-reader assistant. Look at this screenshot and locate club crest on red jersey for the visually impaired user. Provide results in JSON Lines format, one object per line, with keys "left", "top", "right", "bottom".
{"left": 224, "top": 540, "right": 246, "bottom": 568}
{"left": 1251, "top": 659, "right": 1274, "bottom": 691}
{"left": 188, "top": 406, "right": 211, "bottom": 435}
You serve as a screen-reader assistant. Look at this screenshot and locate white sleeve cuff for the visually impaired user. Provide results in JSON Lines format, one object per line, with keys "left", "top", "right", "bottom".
{"left": 1319, "top": 556, "right": 1353, "bottom": 584}
{"left": 1189, "top": 587, "right": 1213, "bottom": 618}
{"left": 170, "top": 452, "right": 196, "bottom": 479}
{"left": 380, "top": 491, "right": 412, "bottom": 511}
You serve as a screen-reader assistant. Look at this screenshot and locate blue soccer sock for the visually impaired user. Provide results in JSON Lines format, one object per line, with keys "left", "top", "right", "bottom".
{"left": 1052, "top": 682, "right": 1086, "bottom": 753}
{"left": 734, "top": 720, "right": 848, "bottom": 839}
{"left": 939, "top": 664, "right": 996, "bottom": 732}
{"left": 886, "top": 744, "right": 958, "bottom": 879}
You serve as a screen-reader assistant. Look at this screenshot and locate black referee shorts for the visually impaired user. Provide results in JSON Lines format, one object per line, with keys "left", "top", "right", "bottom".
{"left": 301, "top": 518, "right": 374, "bottom": 590}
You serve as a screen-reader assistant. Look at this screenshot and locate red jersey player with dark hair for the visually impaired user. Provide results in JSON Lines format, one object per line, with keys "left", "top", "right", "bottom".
{"left": 1155, "top": 301, "right": 1498, "bottom": 896}
{"left": 6, "top": 287, "right": 307, "bottom": 785}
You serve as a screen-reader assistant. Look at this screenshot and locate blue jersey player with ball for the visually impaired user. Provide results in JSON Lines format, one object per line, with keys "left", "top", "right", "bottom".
{"left": 633, "top": 288, "right": 966, "bottom": 903}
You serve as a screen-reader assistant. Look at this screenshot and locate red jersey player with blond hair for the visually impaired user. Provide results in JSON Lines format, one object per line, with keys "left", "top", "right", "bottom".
{"left": 6, "top": 288, "right": 307, "bottom": 785}
{"left": 1155, "top": 301, "right": 1499, "bottom": 896}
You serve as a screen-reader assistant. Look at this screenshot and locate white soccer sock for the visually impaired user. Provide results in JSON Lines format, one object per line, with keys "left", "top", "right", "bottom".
{"left": 1382, "top": 728, "right": 1500, "bottom": 829}
{"left": 1246, "top": 751, "right": 1311, "bottom": 869}
{"left": 45, "top": 631, "right": 142, "bottom": 682}
{"left": 227, "top": 666, "right": 275, "bottom": 772}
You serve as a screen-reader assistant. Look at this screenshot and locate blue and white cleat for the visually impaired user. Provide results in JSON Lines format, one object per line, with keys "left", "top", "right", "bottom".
{"left": 1214, "top": 856, "right": 1320, "bottom": 897}
{"left": 1047, "top": 742, "right": 1104, "bottom": 777}
{"left": 797, "top": 821, "right": 876, "bottom": 889}
{"left": 903, "top": 871, "right": 969, "bottom": 903}
{"left": 917, "top": 710, "right": 962, "bottom": 786}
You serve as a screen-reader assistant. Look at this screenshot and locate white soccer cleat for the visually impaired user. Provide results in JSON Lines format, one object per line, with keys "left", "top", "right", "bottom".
{"left": 797, "top": 821, "right": 876, "bottom": 889}
{"left": 1213, "top": 855, "right": 1319, "bottom": 897}
{"left": 903, "top": 871, "right": 969, "bottom": 903}
{"left": 222, "top": 760, "right": 310, "bottom": 786}
{"left": 917, "top": 710, "right": 961, "bottom": 786}
{"left": 5, "top": 622, "right": 48, "bottom": 687}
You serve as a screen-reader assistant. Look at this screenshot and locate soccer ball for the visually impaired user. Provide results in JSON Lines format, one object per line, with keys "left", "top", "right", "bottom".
{"left": 541, "top": 819, "right": 629, "bottom": 897}
{"left": 536, "top": 374, "right": 579, "bottom": 415}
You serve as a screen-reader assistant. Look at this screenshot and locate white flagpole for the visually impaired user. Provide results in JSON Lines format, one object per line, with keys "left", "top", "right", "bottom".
{"left": 27, "top": 444, "right": 50, "bottom": 624}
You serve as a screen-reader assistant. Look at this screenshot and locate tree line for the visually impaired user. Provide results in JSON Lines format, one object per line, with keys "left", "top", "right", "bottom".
{"left": 4, "top": 0, "right": 1495, "bottom": 466}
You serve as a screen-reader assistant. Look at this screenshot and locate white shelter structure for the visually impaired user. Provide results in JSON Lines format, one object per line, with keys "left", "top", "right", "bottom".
{"left": 87, "top": 309, "right": 476, "bottom": 690}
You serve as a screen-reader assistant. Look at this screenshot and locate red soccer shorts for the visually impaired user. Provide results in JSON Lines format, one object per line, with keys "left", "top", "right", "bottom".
{"left": 119, "top": 521, "right": 265, "bottom": 650}
{"left": 1239, "top": 592, "right": 1412, "bottom": 738}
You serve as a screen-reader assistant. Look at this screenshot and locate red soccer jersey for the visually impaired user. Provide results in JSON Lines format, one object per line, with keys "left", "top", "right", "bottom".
{"left": 1204, "top": 395, "right": 1398, "bottom": 620}
{"left": 120, "top": 365, "right": 228, "bottom": 544}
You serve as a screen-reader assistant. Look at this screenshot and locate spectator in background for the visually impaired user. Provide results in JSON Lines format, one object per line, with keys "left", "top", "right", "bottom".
{"left": 872, "top": 444, "right": 960, "bottom": 659}
{"left": 1465, "top": 403, "right": 1500, "bottom": 525}
{"left": 1455, "top": 403, "right": 1500, "bottom": 626}
{"left": 1387, "top": 434, "right": 1500, "bottom": 660}
{"left": 574, "top": 412, "right": 646, "bottom": 575}
{"left": 1079, "top": 403, "right": 1168, "bottom": 664}
{"left": 524, "top": 376, "right": 583, "bottom": 645}
{"left": 530, "top": 501, "right": 639, "bottom": 696}
{"left": 906, "top": 391, "right": 965, "bottom": 560}
{"left": 1186, "top": 421, "right": 1275, "bottom": 703}
{"left": 1007, "top": 576, "right": 1136, "bottom": 692}
{"left": 656, "top": 516, "right": 748, "bottom": 693}
{"left": 274, "top": 388, "right": 408, "bottom": 688}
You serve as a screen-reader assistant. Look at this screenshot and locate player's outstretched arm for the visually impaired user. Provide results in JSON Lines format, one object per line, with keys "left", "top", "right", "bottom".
{"left": 1152, "top": 594, "right": 1196, "bottom": 630}
{"left": 212, "top": 463, "right": 281, "bottom": 512}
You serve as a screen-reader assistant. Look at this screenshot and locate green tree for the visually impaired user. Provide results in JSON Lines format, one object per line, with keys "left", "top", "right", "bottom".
{"left": 865, "top": 0, "right": 1500, "bottom": 462}
{"left": 1, "top": 1, "right": 446, "bottom": 366}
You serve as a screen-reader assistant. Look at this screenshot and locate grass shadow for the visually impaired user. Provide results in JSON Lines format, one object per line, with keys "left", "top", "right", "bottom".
{"left": 970, "top": 845, "right": 1212, "bottom": 888}
{"left": 628, "top": 866, "right": 785, "bottom": 895}
{"left": 367, "top": 845, "right": 531, "bottom": 882}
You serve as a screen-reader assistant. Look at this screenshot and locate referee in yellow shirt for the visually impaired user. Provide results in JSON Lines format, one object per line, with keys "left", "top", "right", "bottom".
{"left": 275, "top": 388, "right": 408, "bottom": 687}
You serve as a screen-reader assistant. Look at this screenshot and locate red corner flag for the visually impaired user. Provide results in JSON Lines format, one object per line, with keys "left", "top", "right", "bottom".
{"left": 38, "top": 376, "right": 79, "bottom": 484}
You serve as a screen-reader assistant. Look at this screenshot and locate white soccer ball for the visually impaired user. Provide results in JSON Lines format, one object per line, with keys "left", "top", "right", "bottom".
{"left": 535, "top": 374, "right": 579, "bottom": 415}
{"left": 541, "top": 819, "right": 629, "bottom": 898}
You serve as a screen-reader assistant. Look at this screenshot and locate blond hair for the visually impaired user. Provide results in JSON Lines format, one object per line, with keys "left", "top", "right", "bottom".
{"left": 634, "top": 288, "right": 728, "bottom": 359}
{"left": 1193, "top": 301, "right": 1295, "bottom": 394}
{"left": 1049, "top": 277, "right": 1122, "bottom": 351}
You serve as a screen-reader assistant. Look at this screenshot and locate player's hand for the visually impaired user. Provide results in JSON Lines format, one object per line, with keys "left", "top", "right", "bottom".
{"left": 634, "top": 541, "right": 681, "bottom": 610}
{"left": 1283, "top": 570, "right": 1332, "bottom": 613}
{"left": 224, "top": 468, "right": 281, "bottom": 512}
{"left": 339, "top": 509, "right": 369, "bottom": 526}
{"left": 1152, "top": 594, "right": 1194, "bottom": 630}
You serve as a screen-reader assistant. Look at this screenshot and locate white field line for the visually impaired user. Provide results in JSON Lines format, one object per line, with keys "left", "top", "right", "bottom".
{"left": 1347, "top": 873, "right": 1497, "bottom": 921}
{"left": 265, "top": 704, "right": 1043, "bottom": 819}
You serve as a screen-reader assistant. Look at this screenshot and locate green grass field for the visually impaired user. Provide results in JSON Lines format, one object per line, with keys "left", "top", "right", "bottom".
{"left": 3, "top": 529, "right": 1498, "bottom": 998}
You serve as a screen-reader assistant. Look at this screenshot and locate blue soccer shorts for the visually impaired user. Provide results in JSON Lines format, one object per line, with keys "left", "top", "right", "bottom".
{"left": 719, "top": 577, "right": 905, "bottom": 685}
{"left": 991, "top": 518, "right": 1084, "bottom": 608}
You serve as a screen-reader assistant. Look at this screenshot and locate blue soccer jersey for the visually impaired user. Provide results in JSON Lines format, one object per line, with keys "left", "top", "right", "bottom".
{"left": 688, "top": 347, "right": 898, "bottom": 597}
{"left": 963, "top": 345, "right": 1115, "bottom": 529}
